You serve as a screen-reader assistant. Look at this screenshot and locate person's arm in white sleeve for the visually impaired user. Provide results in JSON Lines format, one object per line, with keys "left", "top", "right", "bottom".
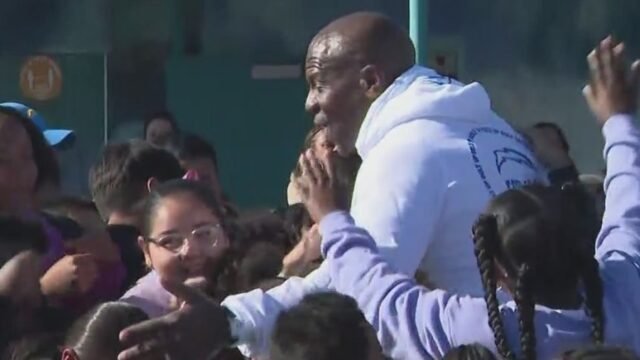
{"left": 221, "top": 264, "right": 330, "bottom": 357}
{"left": 351, "top": 127, "right": 446, "bottom": 276}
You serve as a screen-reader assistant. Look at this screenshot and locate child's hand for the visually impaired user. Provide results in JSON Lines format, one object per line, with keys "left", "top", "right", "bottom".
{"left": 298, "top": 150, "right": 349, "bottom": 223}
{"left": 170, "top": 277, "right": 209, "bottom": 310}
{"left": 583, "top": 36, "right": 640, "bottom": 125}
{"left": 281, "top": 224, "right": 322, "bottom": 277}
{"left": 40, "top": 253, "right": 98, "bottom": 298}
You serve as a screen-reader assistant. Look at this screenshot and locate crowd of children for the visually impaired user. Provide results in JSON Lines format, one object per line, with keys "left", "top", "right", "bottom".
{"left": 2, "top": 10, "right": 640, "bottom": 360}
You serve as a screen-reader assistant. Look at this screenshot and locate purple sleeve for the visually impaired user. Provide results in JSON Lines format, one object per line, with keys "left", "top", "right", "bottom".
{"left": 320, "top": 211, "right": 455, "bottom": 359}
{"left": 595, "top": 115, "right": 640, "bottom": 267}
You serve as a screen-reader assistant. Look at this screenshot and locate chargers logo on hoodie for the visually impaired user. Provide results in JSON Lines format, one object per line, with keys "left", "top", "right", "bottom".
{"left": 468, "top": 127, "right": 541, "bottom": 196}
{"left": 494, "top": 148, "right": 537, "bottom": 173}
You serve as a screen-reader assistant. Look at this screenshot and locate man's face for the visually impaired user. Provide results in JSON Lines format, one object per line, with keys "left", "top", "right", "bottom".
{"left": 304, "top": 36, "right": 370, "bottom": 156}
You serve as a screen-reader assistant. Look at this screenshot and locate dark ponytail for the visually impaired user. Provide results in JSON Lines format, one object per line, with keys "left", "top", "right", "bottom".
{"left": 473, "top": 215, "right": 514, "bottom": 360}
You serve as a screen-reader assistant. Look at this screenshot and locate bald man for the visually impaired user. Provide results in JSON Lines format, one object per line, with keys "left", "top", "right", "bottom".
{"left": 118, "top": 12, "right": 544, "bottom": 360}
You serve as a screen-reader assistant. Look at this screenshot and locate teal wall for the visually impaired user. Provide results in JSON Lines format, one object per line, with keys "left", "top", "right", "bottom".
{"left": 167, "top": 58, "right": 307, "bottom": 208}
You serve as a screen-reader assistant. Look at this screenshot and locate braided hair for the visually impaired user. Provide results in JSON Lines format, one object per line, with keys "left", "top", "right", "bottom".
{"left": 473, "top": 215, "right": 514, "bottom": 359}
{"left": 473, "top": 184, "right": 605, "bottom": 360}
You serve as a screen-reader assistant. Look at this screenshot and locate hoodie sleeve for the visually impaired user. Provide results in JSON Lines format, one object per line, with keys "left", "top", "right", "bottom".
{"left": 350, "top": 128, "right": 445, "bottom": 277}
{"left": 595, "top": 115, "right": 640, "bottom": 270}
{"left": 221, "top": 265, "right": 330, "bottom": 357}
{"left": 320, "top": 211, "right": 456, "bottom": 359}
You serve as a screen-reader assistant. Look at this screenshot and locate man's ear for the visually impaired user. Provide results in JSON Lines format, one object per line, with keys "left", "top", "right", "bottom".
{"left": 61, "top": 348, "right": 80, "bottom": 360}
{"left": 146, "top": 177, "right": 159, "bottom": 193}
{"left": 360, "top": 65, "right": 384, "bottom": 99}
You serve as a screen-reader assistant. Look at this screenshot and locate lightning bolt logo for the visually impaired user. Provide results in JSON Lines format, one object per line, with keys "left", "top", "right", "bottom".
{"left": 493, "top": 148, "right": 536, "bottom": 174}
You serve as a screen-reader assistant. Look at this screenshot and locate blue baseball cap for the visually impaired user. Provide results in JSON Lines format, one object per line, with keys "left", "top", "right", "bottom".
{"left": 0, "top": 102, "right": 75, "bottom": 148}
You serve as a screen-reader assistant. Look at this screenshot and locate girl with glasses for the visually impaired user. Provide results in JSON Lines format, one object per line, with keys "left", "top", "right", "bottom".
{"left": 121, "top": 180, "right": 231, "bottom": 317}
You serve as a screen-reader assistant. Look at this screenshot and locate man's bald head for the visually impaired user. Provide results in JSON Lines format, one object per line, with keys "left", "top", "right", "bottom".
{"left": 309, "top": 12, "right": 416, "bottom": 83}
{"left": 303, "top": 12, "right": 416, "bottom": 156}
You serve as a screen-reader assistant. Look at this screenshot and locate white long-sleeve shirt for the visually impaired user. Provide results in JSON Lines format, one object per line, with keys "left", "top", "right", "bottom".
{"left": 222, "top": 65, "right": 545, "bottom": 357}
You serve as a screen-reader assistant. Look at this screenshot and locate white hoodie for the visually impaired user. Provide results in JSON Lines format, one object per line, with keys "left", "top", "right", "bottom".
{"left": 222, "top": 65, "right": 545, "bottom": 356}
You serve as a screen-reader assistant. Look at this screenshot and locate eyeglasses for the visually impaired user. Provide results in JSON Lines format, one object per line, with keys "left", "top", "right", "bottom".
{"left": 147, "top": 224, "right": 224, "bottom": 253}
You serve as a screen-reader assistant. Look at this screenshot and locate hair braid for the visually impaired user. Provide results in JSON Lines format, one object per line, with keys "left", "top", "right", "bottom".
{"left": 581, "top": 256, "right": 605, "bottom": 344}
{"left": 473, "top": 215, "right": 514, "bottom": 360}
{"left": 514, "top": 264, "right": 536, "bottom": 360}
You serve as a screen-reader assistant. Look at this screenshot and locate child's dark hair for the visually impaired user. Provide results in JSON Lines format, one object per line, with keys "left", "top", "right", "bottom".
{"left": 559, "top": 345, "right": 639, "bottom": 360}
{"left": 281, "top": 203, "right": 314, "bottom": 248}
{"left": 229, "top": 213, "right": 291, "bottom": 292}
{"left": 235, "top": 241, "right": 285, "bottom": 292}
{"left": 0, "top": 107, "right": 60, "bottom": 190}
{"left": 533, "top": 122, "right": 570, "bottom": 153}
{"left": 63, "top": 302, "right": 149, "bottom": 359}
{"left": 473, "top": 184, "right": 603, "bottom": 360}
{"left": 0, "top": 215, "right": 48, "bottom": 266}
{"left": 2, "top": 332, "right": 62, "bottom": 360}
{"left": 141, "top": 179, "right": 226, "bottom": 238}
{"left": 143, "top": 110, "right": 179, "bottom": 137}
{"left": 233, "top": 212, "right": 293, "bottom": 252}
{"left": 174, "top": 133, "right": 219, "bottom": 172}
{"left": 89, "top": 140, "right": 184, "bottom": 219}
{"left": 270, "top": 292, "right": 373, "bottom": 360}
{"left": 444, "top": 344, "right": 497, "bottom": 360}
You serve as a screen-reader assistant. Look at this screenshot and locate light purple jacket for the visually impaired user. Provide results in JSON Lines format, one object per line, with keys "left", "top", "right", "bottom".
{"left": 120, "top": 270, "right": 173, "bottom": 318}
{"left": 320, "top": 115, "right": 640, "bottom": 359}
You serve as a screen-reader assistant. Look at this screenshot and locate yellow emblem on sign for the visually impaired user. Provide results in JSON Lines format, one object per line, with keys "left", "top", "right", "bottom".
{"left": 20, "top": 56, "right": 63, "bottom": 101}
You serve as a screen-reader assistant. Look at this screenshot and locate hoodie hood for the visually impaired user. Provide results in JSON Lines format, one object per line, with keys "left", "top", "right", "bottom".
{"left": 355, "top": 65, "right": 495, "bottom": 157}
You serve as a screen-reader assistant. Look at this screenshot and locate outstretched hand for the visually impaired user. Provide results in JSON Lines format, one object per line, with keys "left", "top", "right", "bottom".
{"left": 118, "top": 278, "right": 231, "bottom": 360}
{"left": 298, "top": 150, "right": 349, "bottom": 223}
{"left": 583, "top": 36, "right": 640, "bottom": 125}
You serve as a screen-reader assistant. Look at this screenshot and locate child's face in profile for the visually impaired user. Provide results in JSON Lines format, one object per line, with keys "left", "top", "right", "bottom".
{"left": 141, "top": 193, "right": 229, "bottom": 283}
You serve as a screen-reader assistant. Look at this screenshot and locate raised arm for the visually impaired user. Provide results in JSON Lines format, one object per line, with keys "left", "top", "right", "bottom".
{"left": 582, "top": 37, "right": 640, "bottom": 264}
{"left": 594, "top": 115, "right": 640, "bottom": 263}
